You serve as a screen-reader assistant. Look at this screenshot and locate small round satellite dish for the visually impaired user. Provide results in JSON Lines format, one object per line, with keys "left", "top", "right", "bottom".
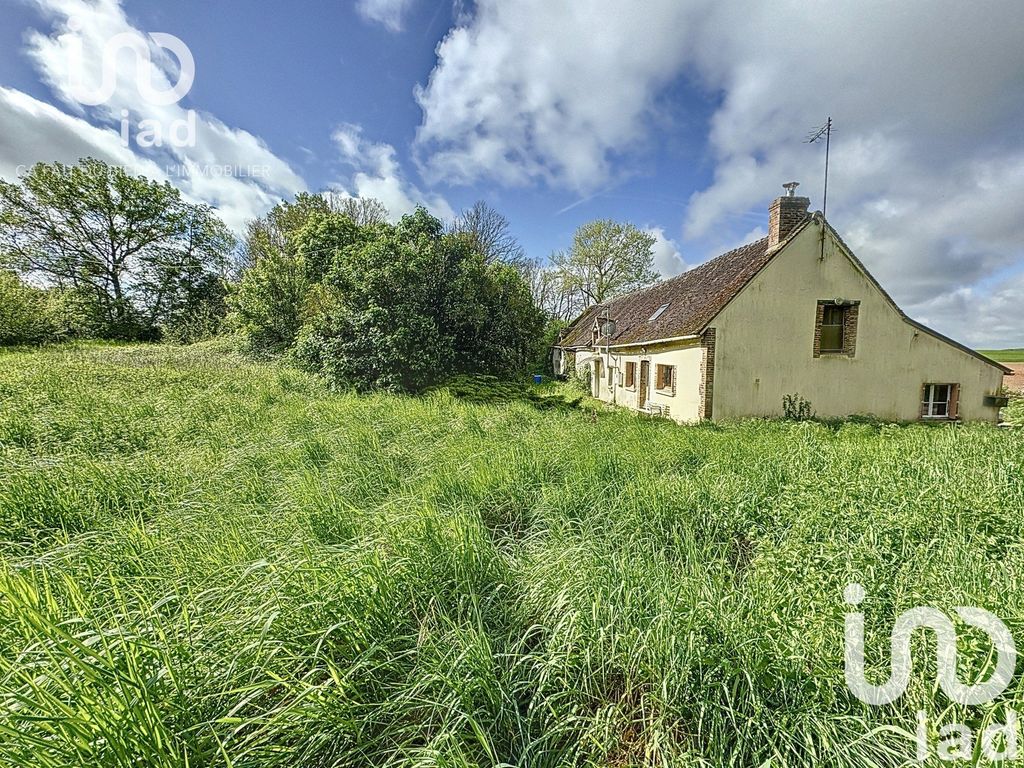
{"left": 601, "top": 320, "right": 617, "bottom": 338}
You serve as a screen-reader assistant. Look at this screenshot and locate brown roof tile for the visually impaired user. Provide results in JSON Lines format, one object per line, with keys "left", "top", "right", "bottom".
{"left": 559, "top": 235, "right": 773, "bottom": 347}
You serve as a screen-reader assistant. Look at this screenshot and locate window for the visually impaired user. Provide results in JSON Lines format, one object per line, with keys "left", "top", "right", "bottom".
{"left": 656, "top": 364, "right": 675, "bottom": 392}
{"left": 814, "top": 300, "right": 859, "bottom": 357}
{"left": 922, "top": 383, "right": 959, "bottom": 419}
{"left": 649, "top": 303, "right": 669, "bottom": 322}
{"left": 820, "top": 305, "right": 846, "bottom": 352}
{"left": 625, "top": 361, "right": 636, "bottom": 388}
{"left": 607, "top": 364, "right": 613, "bottom": 386}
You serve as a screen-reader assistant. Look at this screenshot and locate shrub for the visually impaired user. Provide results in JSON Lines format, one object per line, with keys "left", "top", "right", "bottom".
{"left": 0, "top": 271, "right": 55, "bottom": 345}
{"left": 296, "top": 208, "right": 543, "bottom": 392}
{"left": 782, "top": 393, "right": 815, "bottom": 421}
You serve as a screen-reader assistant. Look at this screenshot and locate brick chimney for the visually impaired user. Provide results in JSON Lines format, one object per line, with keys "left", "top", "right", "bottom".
{"left": 768, "top": 181, "right": 810, "bottom": 247}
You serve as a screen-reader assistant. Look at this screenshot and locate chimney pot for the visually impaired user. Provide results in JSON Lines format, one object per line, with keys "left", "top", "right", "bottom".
{"left": 768, "top": 183, "right": 810, "bottom": 247}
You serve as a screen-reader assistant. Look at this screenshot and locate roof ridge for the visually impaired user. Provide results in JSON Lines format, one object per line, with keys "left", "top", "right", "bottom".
{"left": 591, "top": 234, "right": 771, "bottom": 310}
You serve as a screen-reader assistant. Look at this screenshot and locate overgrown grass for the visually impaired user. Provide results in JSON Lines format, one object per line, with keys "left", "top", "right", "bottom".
{"left": 1, "top": 344, "right": 1022, "bottom": 767}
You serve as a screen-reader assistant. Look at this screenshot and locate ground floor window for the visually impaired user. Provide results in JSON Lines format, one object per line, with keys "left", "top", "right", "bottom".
{"left": 921, "top": 383, "right": 959, "bottom": 419}
{"left": 656, "top": 364, "right": 675, "bottom": 393}
{"left": 624, "top": 361, "right": 636, "bottom": 388}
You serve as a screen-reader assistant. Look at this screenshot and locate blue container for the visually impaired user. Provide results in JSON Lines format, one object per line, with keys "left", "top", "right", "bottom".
{"left": 532, "top": 374, "right": 543, "bottom": 384}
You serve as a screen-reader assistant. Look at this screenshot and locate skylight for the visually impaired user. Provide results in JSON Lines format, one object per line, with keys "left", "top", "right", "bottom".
{"left": 649, "top": 303, "right": 669, "bottom": 321}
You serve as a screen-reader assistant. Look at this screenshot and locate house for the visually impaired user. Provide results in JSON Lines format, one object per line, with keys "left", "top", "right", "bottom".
{"left": 553, "top": 184, "right": 1010, "bottom": 423}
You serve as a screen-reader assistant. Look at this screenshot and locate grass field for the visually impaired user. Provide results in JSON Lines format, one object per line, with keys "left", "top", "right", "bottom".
{"left": 980, "top": 349, "right": 1024, "bottom": 363}
{"left": 1, "top": 344, "right": 1023, "bottom": 767}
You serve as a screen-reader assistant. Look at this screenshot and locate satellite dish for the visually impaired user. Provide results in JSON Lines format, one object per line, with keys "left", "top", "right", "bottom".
{"left": 601, "top": 320, "right": 617, "bottom": 338}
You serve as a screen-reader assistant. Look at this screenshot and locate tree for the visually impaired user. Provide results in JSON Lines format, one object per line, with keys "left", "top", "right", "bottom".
{"left": 323, "top": 192, "right": 389, "bottom": 227}
{"left": 523, "top": 257, "right": 584, "bottom": 321}
{"left": 0, "top": 158, "right": 235, "bottom": 339}
{"left": 230, "top": 195, "right": 341, "bottom": 350}
{"left": 229, "top": 247, "right": 308, "bottom": 351}
{"left": 551, "top": 219, "right": 659, "bottom": 307}
{"left": 448, "top": 200, "right": 527, "bottom": 269}
{"left": 237, "top": 192, "right": 330, "bottom": 274}
{"left": 294, "top": 207, "right": 543, "bottom": 392}
{"left": 0, "top": 271, "right": 54, "bottom": 345}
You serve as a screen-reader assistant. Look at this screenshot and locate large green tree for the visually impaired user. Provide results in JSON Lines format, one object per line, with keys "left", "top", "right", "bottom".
{"left": 230, "top": 197, "right": 367, "bottom": 350}
{"left": 551, "top": 219, "right": 659, "bottom": 307}
{"left": 294, "top": 207, "right": 543, "bottom": 392}
{"left": 0, "top": 159, "right": 234, "bottom": 339}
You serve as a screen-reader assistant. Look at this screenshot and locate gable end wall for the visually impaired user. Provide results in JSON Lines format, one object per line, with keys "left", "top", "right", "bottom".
{"left": 708, "top": 222, "right": 1004, "bottom": 422}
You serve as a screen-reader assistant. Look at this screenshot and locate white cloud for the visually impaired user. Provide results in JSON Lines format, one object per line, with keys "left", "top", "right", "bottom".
{"left": 644, "top": 226, "right": 686, "bottom": 277}
{"left": 331, "top": 123, "right": 453, "bottom": 221}
{"left": 910, "top": 270, "right": 1024, "bottom": 350}
{"left": 355, "top": 0, "right": 415, "bottom": 32}
{"left": 5, "top": 0, "right": 306, "bottom": 232}
{"left": 0, "top": 86, "right": 166, "bottom": 180}
{"left": 414, "top": 0, "right": 700, "bottom": 190}
{"left": 415, "top": 0, "right": 1024, "bottom": 346}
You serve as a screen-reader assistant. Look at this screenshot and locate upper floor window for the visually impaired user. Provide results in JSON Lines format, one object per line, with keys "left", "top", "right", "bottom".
{"left": 814, "top": 300, "right": 859, "bottom": 357}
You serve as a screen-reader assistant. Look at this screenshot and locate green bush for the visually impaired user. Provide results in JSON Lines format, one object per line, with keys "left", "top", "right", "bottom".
{"left": 0, "top": 271, "right": 55, "bottom": 345}
{"left": 293, "top": 207, "right": 543, "bottom": 392}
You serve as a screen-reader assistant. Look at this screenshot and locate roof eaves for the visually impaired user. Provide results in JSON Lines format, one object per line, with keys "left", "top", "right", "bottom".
{"left": 902, "top": 318, "right": 1013, "bottom": 375}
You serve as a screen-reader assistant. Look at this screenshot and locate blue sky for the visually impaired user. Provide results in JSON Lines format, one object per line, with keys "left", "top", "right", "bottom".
{"left": 1, "top": 0, "right": 1023, "bottom": 346}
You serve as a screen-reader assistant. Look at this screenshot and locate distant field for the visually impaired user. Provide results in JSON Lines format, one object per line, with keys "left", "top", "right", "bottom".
{"left": 1, "top": 344, "right": 1023, "bottom": 767}
{"left": 981, "top": 348, "right": 1024, "bottom": 362}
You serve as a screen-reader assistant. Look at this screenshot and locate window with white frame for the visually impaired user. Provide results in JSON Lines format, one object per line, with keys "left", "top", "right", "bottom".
{"left": 921, "top": 383, "right": 959, "bottom": 419}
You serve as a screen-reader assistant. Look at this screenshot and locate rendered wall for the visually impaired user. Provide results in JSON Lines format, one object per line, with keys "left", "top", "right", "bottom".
{"left": 710, "top": 221, "right": 1005, "bottom": 422}
{"left": 576, "top": 343, "right": 705, "bottom": 423}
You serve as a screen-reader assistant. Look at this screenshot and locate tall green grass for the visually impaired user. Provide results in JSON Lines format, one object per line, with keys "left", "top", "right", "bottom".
{"left": 1, "top": 343, "right": 1022, "bottom": 767}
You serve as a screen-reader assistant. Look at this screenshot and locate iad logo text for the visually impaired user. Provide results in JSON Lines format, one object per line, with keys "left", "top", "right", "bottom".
{"left": 64, "top": 16, "right": 196, "bottom": 147}
{"left": 844, "top": 583, "right": 1017, "bottom": 762}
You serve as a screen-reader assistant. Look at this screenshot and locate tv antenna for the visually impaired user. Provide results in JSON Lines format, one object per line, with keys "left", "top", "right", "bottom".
{"left": 805, "top": 117, "right": 833, "bottom": 218}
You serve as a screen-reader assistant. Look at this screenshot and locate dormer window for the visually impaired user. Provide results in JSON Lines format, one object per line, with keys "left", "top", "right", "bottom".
{"left": 649, "top": 303, "right": 669, "bottom": 322}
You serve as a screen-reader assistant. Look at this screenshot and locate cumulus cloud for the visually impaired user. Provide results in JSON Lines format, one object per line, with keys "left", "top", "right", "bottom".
{"left": 355, "top": 0, "right": 415, "bottom": 32}
{"left": 331, "top": 123, "right": 453, "bottom": 221}
{"left": 414, "top": 0, "right": 699, "bottom": 190}
{"left": 4, "top": 0, "right": 305, "bottom": 231}
{"left": 644, "top": 226, "right": 686, "bottom": 277}
{"left": 415, "top": 0, "right": 1024, "bottom": 345}
{"left": 911, "top": 270, "right": 1024, "bottom": 350}
{"left": 0, "top": 86, "right": 165, "bottom": 180}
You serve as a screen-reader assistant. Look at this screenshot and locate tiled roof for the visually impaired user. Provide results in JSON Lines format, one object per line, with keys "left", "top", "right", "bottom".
{"left": 559, "top": 235, "right": 773, "bottom": 348}
{"left": 558, "top": 213, "right": 1011, "bottom": 375}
